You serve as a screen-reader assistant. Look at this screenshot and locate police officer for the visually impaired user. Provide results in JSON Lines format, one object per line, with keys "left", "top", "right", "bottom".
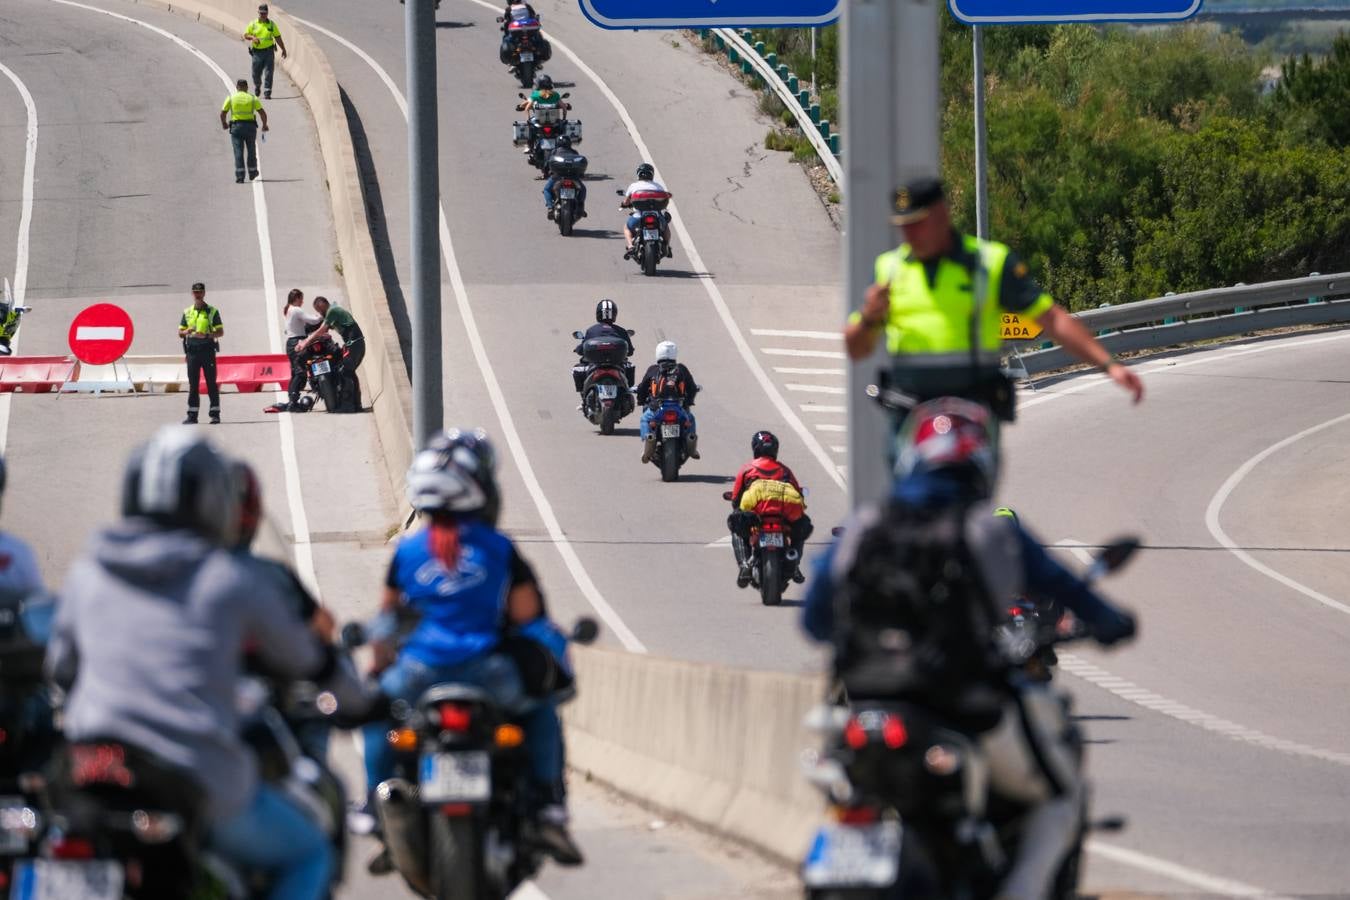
{"left": 243, "top": 3, "right": 287, "bottom": 99}
{"left": 179, "top": 282, "right": 223, "bottom": 425}
{"left": 844, "top": 177, "right": 1144, "bottom": 419}
{"left": 219, "top": 79, "right": 269, "bottom": 184}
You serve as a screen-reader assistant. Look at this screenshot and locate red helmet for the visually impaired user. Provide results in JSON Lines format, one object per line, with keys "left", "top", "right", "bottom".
{"left": 231, "top": 460, "right": 263, "bottom": 549}
{"left": 894, "top": 398, "right": 998, "bottom": 496}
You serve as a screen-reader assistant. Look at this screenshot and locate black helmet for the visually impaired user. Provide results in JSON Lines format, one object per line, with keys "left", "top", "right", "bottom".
{"left": 121, "top": 427, "right": 239, "bottom": 546}
{"left": 636, "top": 163, "right": 655, "bottom": 181}
{"left": 536, "top": 74, "right": 553, "bottom": 90}
{"left": 595, "top": 299, "right": 618, "bottom": 324}
{"left": 751, "top": 431, "right": 779, "bottom": 460}
{"left": 556, "top": 135, "right": 573, "bottom": 150}
{"left": 408, "top": 428, "right": 501, "bottom": 526}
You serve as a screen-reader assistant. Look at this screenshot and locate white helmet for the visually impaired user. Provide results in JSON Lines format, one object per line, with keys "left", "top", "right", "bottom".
{"left": 120, "top": 427, "right": 239, "bottom": 546}
{"left": 405, "top": 428, "right": 500, "bottom": 523}
{"left": 655, "top": 340, "right": 678, "bottom": 364}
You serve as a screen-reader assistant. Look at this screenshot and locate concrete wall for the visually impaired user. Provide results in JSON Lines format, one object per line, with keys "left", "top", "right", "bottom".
{"left": 130, "top": 0, "right": 415, "bottom": 502}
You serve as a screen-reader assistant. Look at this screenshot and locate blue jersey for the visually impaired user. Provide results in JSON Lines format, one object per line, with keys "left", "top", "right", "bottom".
{"left": 386, "top": 521, "right": 520, "bottom": 667}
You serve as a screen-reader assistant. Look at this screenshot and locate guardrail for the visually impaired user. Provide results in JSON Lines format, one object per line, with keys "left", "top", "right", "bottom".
{"left": 702, "top": 29, "right": 842, "bottom": 185}
{"left": 1017, "top": 271, "right": 1350, "bottom": 375}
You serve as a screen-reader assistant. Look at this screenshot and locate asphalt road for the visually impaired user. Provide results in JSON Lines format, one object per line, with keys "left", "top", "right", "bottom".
{"left": 4, "top": 0, "right": 1349, "bottom": 896}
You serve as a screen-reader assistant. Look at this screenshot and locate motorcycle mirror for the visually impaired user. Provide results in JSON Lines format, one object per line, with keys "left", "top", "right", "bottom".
{"left": 571, "top": 617, "right": 600, "bottom": 645}
{"left": 571, "top": 330, "right": 585, "bottom": 339}
{"left": 518, "top": 92, "right": 526, "bottom": 99}
{"left": 831, "top": 526, "right": 846, "bottom": 538}
{"left": 496, "top": 15, "right": 504, "bottom": 20}
{"left": 721, "top": 490, "right": 734, "bottom": 501}
{"left": 1095, "top": 537, "right": 1141, "bottom": 574}
{"left": 615, "top": 189, "right": 625, "bottom": 195}
{"left": 562, "top": 92, "right": 571, "bottom": 98}
{"left": 340, "top": 622, "right": 367, "bottom": 650}
{"left": 627, "top": 329, "right": 635, "bottom": 336}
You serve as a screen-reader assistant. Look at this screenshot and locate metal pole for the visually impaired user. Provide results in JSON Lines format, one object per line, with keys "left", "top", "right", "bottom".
{"left": 407, "top": 0, "right": 443, "bottom": 450}
{"left": 844, "top": 0, "right": 942, "bottom": 509}
{"left": 973, "top": 25, "right": 990, "bottom": 240}
{"left": 811, "top": 26, "right": 817, "bottom": 94}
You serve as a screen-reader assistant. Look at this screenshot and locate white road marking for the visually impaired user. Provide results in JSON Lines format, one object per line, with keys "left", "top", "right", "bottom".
{"left": 74, "top": 326, "right": 126, "bottom": 341}
{"left": 750, "top": 328, "right": 840, "bottom": 341}
{"left": 508, "top": 882, "right": 552, "bottom": 900}
{"left": 0, "top": 59, "right": 38, "bottom": 453}
{"left": 829, "top": 445, "right": 846, "bottom": 453}
{"left": 1087, "top": 841, "right": 1293, "bottom": 898}
{"left": 762, "top": 347, "right": 847, "bottom": 360}
{"left": 772, "top": 366, "right": 845, "bottom": 376}
{"left": 786, "top": 383, "right": 845, "bottom": 395}
{"left": 800, "top": 405, "right": 845, "bottom": 414}
{"left": 1056, "top": 539, "right": 1350, "bottom": 767}
{"left": 462, "top": 0, "right": 847, "bottom": 492}
{"left": 704, "top": 535, "right": 732, "bottom": 548}
{"left": 292, "top": 14, "right": 646, "bottom": 652}
{"left": 814, "top": 424, "right": 846, "bottom": 432}
{"left": 1205, "top": 411, "right": 1350, "bottom": 618}
{"left": 49, "top": 0, "right": 319, "bottom": 593}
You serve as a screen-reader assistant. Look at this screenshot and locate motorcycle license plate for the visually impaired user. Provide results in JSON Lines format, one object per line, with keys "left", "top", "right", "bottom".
{"left": 310, "top": 359, "right": 331, "bottom": 376}
{"left": 642, "top": 229, "right": 660, "bottom": 241}
{"left": 0, "top": 797, "right": 30, "bottom": 854}
{"left": 802, "top": 820, "right": 902, "bottom": 888}
{"left": 596, "top": 384, "right": 618, "bottom": 399}
{"left": 10, "top": 860, "right": 124, "bottom": 900}
{"left": 559, "top": 187, "right": 578, "bottom": 199}
{"left": 518, "top": 51, "right": 535, "bottom": 61}
{"left": 419, "top": 751, "right": 490, "bottom": 803}
{"left": 660, "top": 423, "right": 681, "bottom": 439}
{"left": 759, "top": 531, "right": 786, "bottom": 548}
{"left": 539, "top": 139, "right": 556, "bottom": 151}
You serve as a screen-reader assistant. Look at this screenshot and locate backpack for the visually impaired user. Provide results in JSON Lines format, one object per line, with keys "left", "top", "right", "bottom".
{"left": 832, "top": 502, "right": 1006, "bottom": 718}
{"left": 653, "top": 366, "right": 685, "bottom": 402}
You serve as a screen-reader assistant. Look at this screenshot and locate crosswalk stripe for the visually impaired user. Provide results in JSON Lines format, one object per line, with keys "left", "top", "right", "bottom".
{"left": 787, "top": 384, "right": 846, "bottom": 395}
{"left": 762, "top": 348, "right": 847, "bottom": 359}
{"left": 750, "top": 329, "right": 840, "bottom": 340}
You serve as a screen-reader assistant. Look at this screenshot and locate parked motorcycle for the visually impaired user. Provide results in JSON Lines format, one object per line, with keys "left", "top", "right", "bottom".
{"left": 571, "top": 330, "right": 635, "bottom": 434}
{"left": 352, "top": 617, "right": 599, "bottom": 900}
{"left": 799, "top": 537, "right": 1139, "bottom": 899}
{"left": 721, "top": 492, "right": 800, "bottom": 607}
{"left": 301, "top": 331, "right": 360, "bottom": 413}
{"left": 514, "top": 95, "right": 581, "bottom": 174}
{"left": 617, "top": 189, "right": 672, "bottom": 277}
{"left": 497, "top": 7, "right": 550, "bottom": 88}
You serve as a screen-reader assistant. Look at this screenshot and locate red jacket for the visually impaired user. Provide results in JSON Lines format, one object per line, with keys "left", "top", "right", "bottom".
{"left": 731, "top": 456, "right": 801, "bottom": 506}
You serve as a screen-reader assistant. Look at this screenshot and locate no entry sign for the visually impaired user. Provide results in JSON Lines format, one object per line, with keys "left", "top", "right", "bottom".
{"left": 68, "top": 303, "right": 135, "bottom": 365}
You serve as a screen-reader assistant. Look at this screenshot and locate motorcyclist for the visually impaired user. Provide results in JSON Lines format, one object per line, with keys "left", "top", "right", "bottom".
{"left": 801, "top": 398, "right": 1136, "bottom": 900}
{"left": 574, "top": 298, "right": 634, "bottom": 358}
{"left": 620, "top": 163, "right": 673, "bottom": 259}
{"left": 517, "top": 75, "right": 566, "bottom": 158}
{"left": 543, "top": 135, "right": 588, "bottom": 220}
{"left": 501, "top": 0, "right": 538, "bottom": 31}
{"left": 634, "top": 340, "right": 698, "bottom": 463}
{"left": 727, "top": 431, "right": 813, "bottom": 588}
{"left": 362, "top": 428, "right": 583, "bottom": 870}
{"left": 46, "top": 428, "right": 345, "bottom": 900}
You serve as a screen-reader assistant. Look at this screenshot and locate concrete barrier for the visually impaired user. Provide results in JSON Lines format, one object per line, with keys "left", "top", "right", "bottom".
{"left": 124, "top": 0, "right": 415, "bottom": 499}
{"left": 563, "top": 645, "right": 826, "bottom": 864}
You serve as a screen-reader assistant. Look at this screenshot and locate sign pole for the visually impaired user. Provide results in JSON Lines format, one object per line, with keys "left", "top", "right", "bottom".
{"left": 408, "top": 0, "right": 444, "bottom": 451}
{"left": 973, "top": 24, "right": 990, "bottom": 241}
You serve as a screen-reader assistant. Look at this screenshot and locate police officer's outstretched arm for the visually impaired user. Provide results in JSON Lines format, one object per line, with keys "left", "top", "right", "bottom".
{"left": 1036, "top": 305, "right": 1143, "bottom": 403}
{"left": 1016, "top": 525, "right": 1136, "bottom": 645}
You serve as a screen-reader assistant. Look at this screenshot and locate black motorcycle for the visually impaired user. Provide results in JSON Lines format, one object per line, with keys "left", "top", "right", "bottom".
{"left": 800, "top": 538, "right": 1139, "bottom": 899}
{"left": 617, "top": 189, "right": 672, "bottom": 277}
{"left": 301, "top": 332, "right": 360, "bottom": 414}
{"left": 352, "top": 618, "right": 598, "bottom": 900}
{"left": 497, "top": 7, "right": 549, "bottom": 87}
{"left": 547, "top": 147, "right": 588, "bottom": 237}
{"left": 571, "top": 330, "right": 635, "bottom": 434}
{"left": 514, "top": 95, "right": 579, "bottom": 174}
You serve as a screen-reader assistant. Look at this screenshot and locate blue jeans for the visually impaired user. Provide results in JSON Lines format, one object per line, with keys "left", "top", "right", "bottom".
{"left": 362, "top": 653, "right": 564, "bottom": 804}
{"left": 639, "top": 405, "right": 695, "bottom": 440}
{"left": 626, "top": 212, "right": 669, "bottom": 242}
{"left": 543, "top": 177, "right": 586, "bottom": 210}
{"left": 210, "top": 785, "right": 333, "bottom": 900}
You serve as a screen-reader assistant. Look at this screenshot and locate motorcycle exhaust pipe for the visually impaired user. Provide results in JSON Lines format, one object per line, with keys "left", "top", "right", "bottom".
{"left": 375, "top": 778, "right": 430, "bottom": 895}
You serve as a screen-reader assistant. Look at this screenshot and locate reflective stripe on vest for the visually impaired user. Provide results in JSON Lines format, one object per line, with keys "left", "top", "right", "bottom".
{"left": 227, "top": 91, "right": 257, "bottom": 122}
{"left": 874, "top": 235, "right": 1009, "bottom": 362}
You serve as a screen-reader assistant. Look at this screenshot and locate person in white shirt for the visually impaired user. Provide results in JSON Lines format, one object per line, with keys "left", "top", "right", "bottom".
{"left": 282, "top": 288, "right": 322, "bottom": 411}
{"left": 620, "top": 163, "right": 673, "bottom": 257}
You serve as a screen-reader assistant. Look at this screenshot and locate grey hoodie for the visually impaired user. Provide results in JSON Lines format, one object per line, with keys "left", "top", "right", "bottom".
{"left": 47, "top": 519, "right": 325, "bottom": 822}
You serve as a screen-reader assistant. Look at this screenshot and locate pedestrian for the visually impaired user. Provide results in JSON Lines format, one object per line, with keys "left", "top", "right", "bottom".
{"left": 844, "top": 176, "right": 1144, "bottom": 424}
{"left": 179, "top": 282, "right": 223, "bottom": 425}
{"left": 297, "top": 296, "right": 364, "bottom": 388}
{"left": 220, "top": 78, "right": 269, "bottom": 184}
{"left": 243, "top": 3, "right": 287, "bottom": 99}
{"left": 281, "top": 288, "right": 320, "bottom": 412}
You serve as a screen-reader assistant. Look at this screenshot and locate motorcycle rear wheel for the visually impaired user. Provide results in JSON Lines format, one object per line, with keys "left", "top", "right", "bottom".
{"left": 642, "top": 242, "right": 659, "bottom": 276}
{"left": 316, "top": 375, "right": 339, "bottom": 413}
{"left": 429, "top": 814, "right": 485, "bottom": 900}
{"left": 558, "top": 204, "right": 574, "bottom": 236}
{"left": 517, "top": 61, "right": 535, "bottom": 88}
{"left": 660, "top": 444, "right": 680, "bottom": 482}
{"left": 599, "top": 404, "right": 616, "bottom": 435}
{"left": 760, "top": 551, "right": 783, "bottom": 607}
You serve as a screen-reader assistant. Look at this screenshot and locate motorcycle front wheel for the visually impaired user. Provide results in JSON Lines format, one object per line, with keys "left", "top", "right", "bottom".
{"left": 429, "top": 814, "right": 485, "bottom": 900}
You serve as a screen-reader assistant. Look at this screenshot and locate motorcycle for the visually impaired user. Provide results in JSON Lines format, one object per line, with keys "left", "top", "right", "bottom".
{"left": 351, "top": 617, "right": 599, "bottom": 900}
{"left": 547, "top": 148, "right": 588, "bottom": 237}
{"left": 513, "top": 95, "right": 581, "bottom": 174}
{"left": 646, "top": 395, "right": 694, "bottom": 483}
{"left": 497, "top": 6, "right": 550, "bottom": 88}
{"left": 722, "top": 492, "right": 800, "bottom": 608}
{"left": 800, "top": 538, "right": 1139, "bottom": 900}
{"left": 0, "top": 277, "right": 32, "bottom": 356}
{"left": 571, "top": 330, "right": 635, "bottom": 434}
{"left": 616, "top": 189, "right": 672, "bottom": 277}
{"left": 301, "top": 331, "right": 360, "bottom": 413}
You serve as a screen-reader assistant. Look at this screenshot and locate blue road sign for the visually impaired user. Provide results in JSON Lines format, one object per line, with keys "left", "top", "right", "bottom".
{"left": 578, "top": 0, "right": 841, "bottom": 30}
{"left": 949, "top": 0, "right": 1201, "bottom": 23}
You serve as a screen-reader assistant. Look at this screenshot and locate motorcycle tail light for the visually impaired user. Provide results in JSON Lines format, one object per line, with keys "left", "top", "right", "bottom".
{"left": 438, "top": 703, "right": 473, "bottom": 732}
{"left": 843, "top": 718, "right": 867, "bottom": 750}
{"left": 643, "top": 215, "right": 658, "bottom": 226}
{"left": 495, "top": 724, "right": 525, "bottom": 748}
{"left": 1008, "top": 605, "right": 1025, "bottom": 619}
{"left": 562, "top": 180, "right": 575, "bottom": 188}
{"left": 881, "top": 715, "right": 908, "bottom": 749}
{"left": 542, "top": 125, "right": 553, "bottom": 135}
{"left": 387, "top": 727, "right": 419, "bottom": 751}
{"left": 832, "top": 804, "right": 880, "bottom": 825}
{"left": 662, "top": 410, "right": 679, "bottom": 423}
{"left": 50, "top": 837, "right": 95, "bottom": 860}
{"left": 440, "top": 803, "right": 472, "bottom": 817}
